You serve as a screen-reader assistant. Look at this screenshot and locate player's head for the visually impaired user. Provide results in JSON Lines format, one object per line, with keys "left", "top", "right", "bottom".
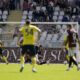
{"left": 26, "top": 19, "right": 31, "bottom": 25}
{"left": 67, "top": 25, "right": 72, "bottom": 30}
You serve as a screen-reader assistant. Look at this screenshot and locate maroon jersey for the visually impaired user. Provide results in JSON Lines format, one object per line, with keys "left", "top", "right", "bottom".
{"left": 67, "top": 30, "right": 78, "bottom": 48}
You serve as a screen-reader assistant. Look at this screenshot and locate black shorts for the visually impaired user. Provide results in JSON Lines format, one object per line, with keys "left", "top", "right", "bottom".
{"left": 0, "top": 48, "right": 2, "bottom": 56}
{"left": 35, "top": 46, "right": 41, "bottom": 55}
{"left": 21, "top": 45, "right": 36, "bottom": 57}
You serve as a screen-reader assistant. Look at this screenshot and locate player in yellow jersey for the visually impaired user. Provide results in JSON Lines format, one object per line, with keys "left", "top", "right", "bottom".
{"left": 19, "top": 20, "right": 41, "bottom": 72}
{"left": 0, "top": 40, "right": 8, "bottom": 64}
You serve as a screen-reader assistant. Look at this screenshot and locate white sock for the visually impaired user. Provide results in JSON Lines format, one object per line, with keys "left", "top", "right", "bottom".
{"left": 21, "top": 64, "right": 24, "bottom": 68}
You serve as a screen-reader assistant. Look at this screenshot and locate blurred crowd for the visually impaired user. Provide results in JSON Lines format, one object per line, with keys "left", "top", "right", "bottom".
{"left": 0, "top": 0, "right": 80, "bottom": 23}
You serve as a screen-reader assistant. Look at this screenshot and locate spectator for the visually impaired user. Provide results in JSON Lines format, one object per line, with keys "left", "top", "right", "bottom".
{"left": 62, "top": 15, "right": 69, "bottom": 22}
{"left": 0, "top": 1, "right": 4, "bottom": 11}
{"left": 39, "top": 9, "right": 46, "bottom": 21}
{"left": 23, "top": 0, "right": 31, "bottom": 10}
{"left": 70, "top": 6, "right": 79, "bottom": 16}
{"left": 64, "top": 7, "right": 71, "bottom": 15}
{"left": 15, "top": 0, "right": 21, "bottom": 10}
{"left": 9, "top": 0, "right": 15, "bottom": 10}
{"left": 13, "top": 27, "right": 19, "bottom": 39}
{"left": 33, "top": 0, "right": 41, "bottom": 4}
{"left": 75, "top": 0, "right": 80, "bottom": 7}
{"left": 33, "top": 9, "right": 39, "bottom": 21}
{"left": 68, "top": 0, "right": 76, "bottom": 7}
{"left": 3, "top": 0, "right": 10, "bottom": 10}
{"left": 46, "top": 3, "right": 53, "bottom": 21}
{"left": 57, "top": 0, "right": 68, "bottom": 9}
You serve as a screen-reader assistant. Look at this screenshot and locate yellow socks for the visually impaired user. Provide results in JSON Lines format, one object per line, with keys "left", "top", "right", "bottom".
{"left": 20, "top": 56, "right": 25, "bottom": 67}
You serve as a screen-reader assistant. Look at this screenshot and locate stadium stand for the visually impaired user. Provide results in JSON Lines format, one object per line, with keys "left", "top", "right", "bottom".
{"left": 0, "top": 0, "right": 80, "bottom": 47}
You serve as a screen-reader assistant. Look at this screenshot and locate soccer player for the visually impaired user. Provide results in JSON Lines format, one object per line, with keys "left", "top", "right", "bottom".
{"left": 35, "top": 44, "right": 47, "bottom": 65}
{"left": 0, "top": 40, "right": 8, "bottom": 64}
{"left": 63, "top": 25, "right": 80, "bottom": 71}
{"left": 19, "top": 20, "right": 41, "bottom": 72}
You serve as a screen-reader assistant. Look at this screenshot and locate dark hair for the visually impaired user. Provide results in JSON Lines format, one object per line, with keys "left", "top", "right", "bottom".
{"left": 67, "top": 24, "right": 72, "bottom": 29}
{"left": 26, "top": 19, "right": 31, "bottom": 25}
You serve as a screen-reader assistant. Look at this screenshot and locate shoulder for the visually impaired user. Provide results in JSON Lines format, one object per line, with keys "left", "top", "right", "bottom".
{"left": 19, "top": 26, "right": 25, "bottom": 31}
{"left": 30, "top": 25, "right": 37, "bottom": 28}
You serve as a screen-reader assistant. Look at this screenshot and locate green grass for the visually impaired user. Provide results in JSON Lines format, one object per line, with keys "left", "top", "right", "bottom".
{"left": 0, "top": 64, "right": 80, "bottom": 80}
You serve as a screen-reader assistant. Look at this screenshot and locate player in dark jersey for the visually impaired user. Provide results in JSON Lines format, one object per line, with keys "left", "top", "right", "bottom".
{"left": 64, "top": 25, "right": 80, "bottom": 71}
{"left": 35, "top": 45, "right": 47, "bottom": 65}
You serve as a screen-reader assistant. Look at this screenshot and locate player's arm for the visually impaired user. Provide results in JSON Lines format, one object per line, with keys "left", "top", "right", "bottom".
{"left": 33, "top": 26, "right": 41, "bottom": 43}
{"left": 6, "top": 50, "right": 9, "bottom": 58}
{"left": 33, "top": 26, "right": 41, "bottom": 33}
{"left": 63, "top": 36, "right": 68, "bottom": 49}
{"left": 17, "top": 27, "right": 24, "bottom": 47}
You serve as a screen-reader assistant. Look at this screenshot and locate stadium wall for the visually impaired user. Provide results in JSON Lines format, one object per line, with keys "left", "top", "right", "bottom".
{"left": 0, "top": 47, "right": 66, "bottom": 63}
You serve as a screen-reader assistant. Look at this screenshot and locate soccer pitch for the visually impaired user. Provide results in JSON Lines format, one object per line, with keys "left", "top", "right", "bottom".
{"left": 0, "top": 64, "right": 80, "bottom": 80}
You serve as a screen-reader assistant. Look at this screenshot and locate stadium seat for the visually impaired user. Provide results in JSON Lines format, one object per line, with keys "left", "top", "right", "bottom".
{"left": 41, "top": 6, "right": 46, "bottom": 11}
{"left": 54, "top": 6, "right": 60, "bottom": 11}
{"left": 0, "top": 10, "right": 2, "bottom": 15}
{"left": 58, "top": 16, "right": 63, "bottom": 21}
{"left": 10, "top": 37, "right": 18, "bottom": 47}
{"left": 56, "top": 25, "right": 61, "bottom": 30}
{"left": 28, "top": 11, "right": 33, "bottom": 16}
{"left": 3, "top": 10, "right": 8, "bottom": 15}
{"left": 22, "top": 15, "right": 27, "bottom": 20}
{"left": 2, "top": 14, "right": 7, "bottom": 21}
{"left": 36, "top": 6, "right": 41, "bottom": 11}
{"left": 28, "top": 15, "right": 33, "bottom": 20}
{"left": 23, "top": 10, "right": 28, "bottom": 15}
{"left": 54, "top": 11, "right": 59, "bottom": 16}
{"left": 0, "top": 15, "right": 2, "bottom": 20}
{"left": 59, "top": 11, "right": 64, "bottom": 16}
{"left": 72, "top": 15, "right": 76, "bottom": 19}
{"left": 46, "top": 34, "right": 52, "bottom": 41}
{"left": 52, "top": 34, "right": 58, "bottom": 41}
{"left": 20, "top": 20, "right": 25, "bottom": 26}
{"left": 39, "top": 31, "right": 47, "bottom": 41}
{"left": 53, "top": 16, "right": 57, "bottom": 21}
{"left": 0, "top": 28, "right": 2, "bottom": 34}
{"left": 62, "top": 25, "right": 67, "bottom": 30}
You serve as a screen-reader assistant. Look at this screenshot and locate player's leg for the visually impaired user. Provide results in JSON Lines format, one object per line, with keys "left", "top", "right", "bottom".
{"left": 66, "top": 49, "right": 69, "bottom": 63}
{"left": 0, "top": 48, "right": 8, "bottom": 64}
{"left": 72, "top": 48, "right": 80, "bottom": 70}
{"left": 67, "top": 56, "right": 73, "bottom": 71}
{"left": 64, "top": 49, "right": 69, "bottom": 65}
{"left": 20, "top": 46, "right": 25, "bottom": 72}
{"left": 2, "top": 56, "right": 8, "bottom": 64}
{"left": 31, "top": 56, "right": 37, "bottom": 72}
{"left": 72, "top": 56, "right": 80, "bottom": 70}
{"left": 30, "top": 45, "right": 37, "bottom": 72}
{"left": 66, "top": 48, "right": 73, "bottom": 71}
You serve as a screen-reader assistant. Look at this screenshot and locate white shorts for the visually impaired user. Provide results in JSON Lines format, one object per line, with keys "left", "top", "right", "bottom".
{"left": 68, "top": 47, "right": 76, "bottom": 56}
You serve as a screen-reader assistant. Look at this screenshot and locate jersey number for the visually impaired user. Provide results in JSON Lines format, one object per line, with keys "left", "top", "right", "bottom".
{"left": 25, "top": 29, "right": 33, "bottom": 36}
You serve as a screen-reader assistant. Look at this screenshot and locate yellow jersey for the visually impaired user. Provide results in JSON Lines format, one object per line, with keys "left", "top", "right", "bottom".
{"left": 19, "top": 24, "right": 41, "bottom": 45}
